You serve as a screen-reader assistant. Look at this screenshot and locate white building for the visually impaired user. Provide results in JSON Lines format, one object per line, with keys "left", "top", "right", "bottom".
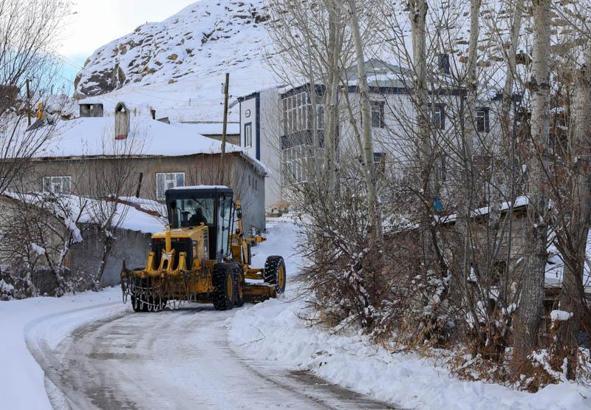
{"left": 238, "top": 59, "right": 496, "bottom": 209}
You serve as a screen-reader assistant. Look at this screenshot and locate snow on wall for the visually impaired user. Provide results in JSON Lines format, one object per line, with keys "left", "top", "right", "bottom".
{"left": 5, "top": 193, "right": 165, "bottom": 235}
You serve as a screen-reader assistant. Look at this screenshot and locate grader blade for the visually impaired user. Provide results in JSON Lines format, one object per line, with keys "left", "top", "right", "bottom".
{"left": 242, "top": 283, "right": 276, "bottom": 303}
{"left": 121, "top": 261, "right": 211, "bottom": 312}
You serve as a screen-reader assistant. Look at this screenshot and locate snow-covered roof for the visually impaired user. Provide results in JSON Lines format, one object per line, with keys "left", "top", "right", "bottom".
{"left": 346, "top": 59, "right": 411, "bottom": 89}
{"left": 29, "top": 117, "right": 267, "bottom": 175}
{"left": 35, "top": 117, "right": 241, "bottom": 159}
{"left": 178, "top": 122, "right": 240, "bottom": 136}
{"left": 438, "top": 196, "right": 529, "bottom": 224}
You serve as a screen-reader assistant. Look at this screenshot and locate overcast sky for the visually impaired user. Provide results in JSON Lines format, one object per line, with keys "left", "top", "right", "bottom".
{"left": 58, "top": 0, "right": 195, "bottom": 89}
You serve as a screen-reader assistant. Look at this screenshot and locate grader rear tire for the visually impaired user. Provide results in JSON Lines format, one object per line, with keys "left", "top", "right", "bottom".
{"left": 264, "top": 256, "right": 286, "bottom": 295}
{"left": 213, "top": 264, "right": 235, "bottom": 311}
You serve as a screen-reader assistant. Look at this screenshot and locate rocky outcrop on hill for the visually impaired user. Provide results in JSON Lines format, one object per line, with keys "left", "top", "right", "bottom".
{"left": 74, "top": 0, "right": 272, "bottom": 98}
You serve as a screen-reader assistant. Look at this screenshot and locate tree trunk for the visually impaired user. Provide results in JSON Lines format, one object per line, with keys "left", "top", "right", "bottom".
{"left": 500, "top": 0, "right": 524, "bottom": 147}
{"left": 555, "top": 45, "right": 591, "bottom": 380}
{"left": 410, "top": 0, "right": 430, "bottom": 196}
{"left": 455, "top": 0, "right": 481, "bottom": 303}
{"left": 409, "top": 0, "right": 434, "bottom": 267}
{"left": 512, "top": 0, "right": 551, "bottom": 374}
{"left": 324, "top": 0, "right": 342, "bottom": 197}
{"left": 348, "top": 0, "right": 382, "bottom": 245}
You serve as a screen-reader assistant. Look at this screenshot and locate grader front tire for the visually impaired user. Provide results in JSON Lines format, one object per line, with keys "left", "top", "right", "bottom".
{"left": 213, "top": 265, "right": 235, "bottom": 311}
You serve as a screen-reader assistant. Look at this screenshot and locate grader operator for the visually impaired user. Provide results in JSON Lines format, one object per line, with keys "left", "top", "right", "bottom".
{"left": 121, "top": 186, "right": 286, "bottom": 312}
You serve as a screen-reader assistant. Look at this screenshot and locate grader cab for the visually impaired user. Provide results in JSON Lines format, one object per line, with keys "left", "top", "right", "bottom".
{"left": 120, "top": 186, "right": 286, "bottom": 312}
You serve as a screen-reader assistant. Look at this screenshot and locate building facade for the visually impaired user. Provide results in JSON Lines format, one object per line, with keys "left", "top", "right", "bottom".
{"left": 22, "top": 153, "right": 266, "bottom": 233}
{"left": 238, "top": 60, "right": 498, "bottom": 210}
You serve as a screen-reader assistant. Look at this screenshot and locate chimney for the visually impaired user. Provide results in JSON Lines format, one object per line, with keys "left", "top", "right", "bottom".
{"left": 115, "top": 102, "right": 130, "bottom": 140}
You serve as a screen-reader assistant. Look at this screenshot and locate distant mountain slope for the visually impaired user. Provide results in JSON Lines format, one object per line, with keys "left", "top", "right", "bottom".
{"left": 74, "top": 0, "right": 279, "bottom": 122}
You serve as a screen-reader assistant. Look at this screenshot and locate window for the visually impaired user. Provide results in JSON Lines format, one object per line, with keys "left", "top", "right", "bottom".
{"left": 79, "top": 103, "right": 104, "bottom": 118}
{"left": 156, "top": 172, "right": 185, "bottom": 200}
{"left": 371, "top": 101, "right": 385, "bottom": 128}
{"left": 430, "top": 104, "right": 445, "bottom": 130}
{"left": 43, "top": 176, "right": 71, "bottom": 194}
{"left": 218, "top": 195, "right": 233, "bottom": 258}
{"left": 282, "top": 145, "right": 314, "bottom": 184}
{"left": 282, "top": 91, "right": 324, "bottom": 134}
{"left": 317, "top": 105, "right": 325, "bottom": 130}
{"left": 437, "top": 154, "right": 447, "bottom": 183}
{"left": 244, "top": 122, "right": 252, "bottom": 147}
{"left": 373, "top": 152, "right": 386, "bottom": 174}
{"left": 438, "top": 54, "right": 450, "bottom": 75}
{"left": 169, "top": 197, "right": 214, "bottom": 229}
{"left": 476, "top": 107, "right": 490, "bottom": 133}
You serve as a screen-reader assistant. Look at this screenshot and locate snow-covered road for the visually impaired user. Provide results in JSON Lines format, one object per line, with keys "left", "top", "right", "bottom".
{"left": 28, "top": 301, "right": 392, "bottom": 410}
{"left": 14, "top": 218, "right": 393, "bottom": 410}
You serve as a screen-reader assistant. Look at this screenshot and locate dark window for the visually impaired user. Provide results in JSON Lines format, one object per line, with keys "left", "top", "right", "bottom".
{"left": 42, "top": 176, "right": 72, "bottom": 194}
{"left": 371, "top": 101, "right": 385, "bottom": 128}
{"left": 438, "top": 54, "right": 450, "bottom": 75}
{"left": 430, "top": 104, "right": 445, "bottom": 130}
{"left": 438, "top": 154, "right": 447, "bottom": 183}
{"left": 476, "top": 107, "right": 490, "bottom": 133}
{"left": 317, "top": 105, "right": 324, "bottom": 130}
{"left": 156, "top": 172, "right": 185, "bottom": 200}
{"left": 79, "top": 103, "right": 104, "bottom": 118}
{"left": 373, "top": 152, "right": 386, "bottom": 173}
{"left": 244, "top": 122, "right": 252, "bottom": 147}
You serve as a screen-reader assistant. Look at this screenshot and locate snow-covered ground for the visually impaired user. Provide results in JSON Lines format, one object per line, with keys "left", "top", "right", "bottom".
{"left": 1, "top": 217, "right": 590, "bottom": 409}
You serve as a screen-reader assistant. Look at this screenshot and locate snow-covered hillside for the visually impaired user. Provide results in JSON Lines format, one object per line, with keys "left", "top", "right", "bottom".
{"left": 74, "top": 0, "right": 280, "bottom": 123}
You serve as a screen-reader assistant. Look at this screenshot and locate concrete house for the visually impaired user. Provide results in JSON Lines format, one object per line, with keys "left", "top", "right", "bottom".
{"left": 238, "top": 59, "right": 497, "bottom": 210}
{"left": 19, "top": 101, "right": 267, "bottom": 233}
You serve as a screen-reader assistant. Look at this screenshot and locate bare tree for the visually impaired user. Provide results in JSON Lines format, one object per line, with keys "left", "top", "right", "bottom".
{"left": 539, "top": 1, "right": 591, "bottom": 379}
{"left": 346, "top": 0, "right": 382, "bottom": 245}
{"left": 81, "top": 129, "right": 143, "bottom": 285}
{"left": 512, "top": 0, "right": 552, "bottom": 374}
{"left": 0, "top": 0, "right": 70, "bottom": 194}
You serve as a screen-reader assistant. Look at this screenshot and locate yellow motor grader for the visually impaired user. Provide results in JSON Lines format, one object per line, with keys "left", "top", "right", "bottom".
{"left": 120, "top": 186, "right": 286, "bottom": 312}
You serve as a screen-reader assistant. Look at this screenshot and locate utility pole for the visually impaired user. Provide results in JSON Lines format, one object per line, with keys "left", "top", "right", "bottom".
{"left": 221, "top": 73, "right": 230, "bottom": 158}
{"left": 219, "top": 73, "right": 230, "bottom": 183}
{"left": 26, "top": 78, "right": 31, "bottom": 126}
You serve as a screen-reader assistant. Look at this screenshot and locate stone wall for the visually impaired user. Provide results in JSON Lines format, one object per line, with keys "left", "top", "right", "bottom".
{"left": 70, "top": 225, "right": 152, "bottom": 286}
